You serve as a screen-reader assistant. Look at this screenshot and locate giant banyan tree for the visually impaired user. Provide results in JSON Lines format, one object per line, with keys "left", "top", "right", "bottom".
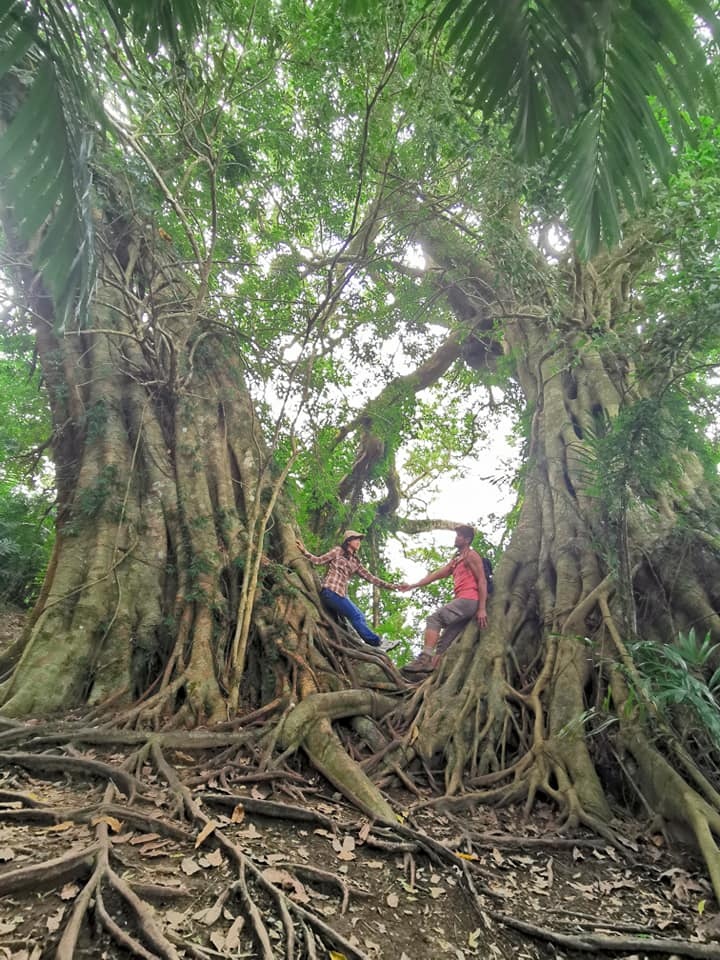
{"left": 2, "top": 1, "right": 720, "bottom": 954}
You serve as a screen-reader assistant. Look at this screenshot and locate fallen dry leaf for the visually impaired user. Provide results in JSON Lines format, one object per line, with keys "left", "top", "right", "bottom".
{"left": 386, "top": 892, "right": 399, "bottom": 908}
{"left": 199, "top": 848, "right": 223, "bottom": 868}
{"left": 0, "top": 847, "right": 15, "bottom": 862}
{"left": 194, "top": 820, "right": 218, "bottom": 849}
{"left": 180, "top": 857, "right": 201, "bottom": 876}
{"left": 333, "top": 836, "right": 356, "bottom": 862}
{"left": 138, "top": 839, "right": 173, "bottom": 857}
{"left": 163, "top": 910, "right": 187, "bottom": 928}
{"left": 225, "top": 916, "right": 245, "bottom": 950}
{"left": 193, "top": 894, "right": 225, "bottom": 927}
{"left": 209, "top": 930, "right": 226, "bottom": 951}
{"left": 313, "top": 828, "right": 335, "bottom": 840}
{"left": 231, "top": 803, "right": 245, "bottom": 824}
{"left": 236, "top": 823, "right": 261, "bottom": 840}
{"left": 45, "top": 821, "right": 74, "bottom": 833}
{"left": 46, "top": 907, "right": 65, "bottom": 933}
{"left": 262, "top": 867, "right": 310, "bottom": 904}
{"left": 129, "top": 833, "right": 160, "bottom": 846}
{"left": 90, "top": 815, "right": 122, "bottom": 833}
{"left": 59, "top": 882, "right": 80, "bottom": 901}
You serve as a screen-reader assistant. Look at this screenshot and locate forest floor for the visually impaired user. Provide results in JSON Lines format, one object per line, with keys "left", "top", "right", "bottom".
{"left": 1, "top": 606, "right": 719, "bottom": 960}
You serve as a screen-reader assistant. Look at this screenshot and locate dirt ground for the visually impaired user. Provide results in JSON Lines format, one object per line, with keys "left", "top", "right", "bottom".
{"left": 0, "top": 605, "right": 718, "bottom": 960}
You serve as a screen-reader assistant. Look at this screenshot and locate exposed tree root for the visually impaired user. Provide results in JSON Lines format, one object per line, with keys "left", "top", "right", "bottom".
{"left": 489, "top": 911, "right": 720, "bottom": 959}
{"left": 0, "top": 716, "right": 717, "bottom": 958}
{"left": 201, "top": 791, "right": 337, "bottom": 830}
{"left": 0, "top": 750, "right": 145, "bottom": 797}
{"left": 0, "top": 843, "right": 100, "bottom": 896}
{"left": 278, "top": 688, "right": 399, "bottom": 823}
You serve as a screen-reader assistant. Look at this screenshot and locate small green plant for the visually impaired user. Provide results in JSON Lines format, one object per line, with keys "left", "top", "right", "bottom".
{"left": 628, "top": 629, "right": 720, "bottom": 745}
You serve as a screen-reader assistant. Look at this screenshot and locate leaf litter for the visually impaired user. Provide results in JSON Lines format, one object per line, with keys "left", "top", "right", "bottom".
{"left": 0, "top": 749, "right": 718, "bottom": 959}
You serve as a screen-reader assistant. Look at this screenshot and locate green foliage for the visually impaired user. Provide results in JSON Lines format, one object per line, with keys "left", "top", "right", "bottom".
{"left": 0, "top": 487, "right": 54, "bottom": 606}
{"left": 84, "top": 400, "right": 108, "bottom": 444}
{"left": 629, "top": 629, "right": 720, "bottom": 746}
{"left": 434, "top": 0, "right": 719, "bottom": 256}
{"left": 0, "top": 332, "right": 54, "bottom": 605}
{"left": 583, "top": 393, "right": 708, "bottom": 513}
{"left": 1, "top": 0, "right": 718, "bottom": 651}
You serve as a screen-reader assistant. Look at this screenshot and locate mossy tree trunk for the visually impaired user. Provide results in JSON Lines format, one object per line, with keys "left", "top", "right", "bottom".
{"left": 394, "top": 238, "right": 720, "bottom": 890}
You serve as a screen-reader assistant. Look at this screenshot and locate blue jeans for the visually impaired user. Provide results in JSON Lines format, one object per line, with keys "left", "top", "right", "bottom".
{"left": 320, "top": 588, "right": 381, "bottom": 646}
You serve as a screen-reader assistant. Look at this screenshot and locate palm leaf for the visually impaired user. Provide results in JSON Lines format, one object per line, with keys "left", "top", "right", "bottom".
{"left": 0, "top": 0, "right": 207, "bottom": 330}
{"left": 435, "top": 0, "right": 719, "bottom": 257}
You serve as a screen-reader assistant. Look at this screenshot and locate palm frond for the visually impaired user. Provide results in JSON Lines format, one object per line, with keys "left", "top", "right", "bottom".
{"left": 436, "top": 0, "right": 719, "bottom": 257}
{"left": 0, "top": 2, "right": 93, "bottom": 330}
{"left": 0, "top": 0, "right": 207, "bottom": 329}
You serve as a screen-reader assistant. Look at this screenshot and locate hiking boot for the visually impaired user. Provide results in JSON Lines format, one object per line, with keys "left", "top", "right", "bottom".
{"left": 402, "top": 651, "right": 436, "bottom": 674}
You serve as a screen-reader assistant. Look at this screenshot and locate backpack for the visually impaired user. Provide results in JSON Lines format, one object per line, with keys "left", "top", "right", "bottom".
{"left": 482, "top": 556, "right": 494, "bottom": 595}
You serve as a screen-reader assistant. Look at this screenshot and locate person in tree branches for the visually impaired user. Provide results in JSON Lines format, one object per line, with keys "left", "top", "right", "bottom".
{"left": 295, "top": 530, "right": 405, "bottom": 647}
{"left": 401, "top": 524, "right": 488, "bottom": 674}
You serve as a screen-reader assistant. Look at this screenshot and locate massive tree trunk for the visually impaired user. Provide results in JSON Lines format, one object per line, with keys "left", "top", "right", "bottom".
{"left": 0, "top": 197, "right": 410, "bottom": 822}
{"left": 388, "top": 238, "right": 720, "bottom": 891}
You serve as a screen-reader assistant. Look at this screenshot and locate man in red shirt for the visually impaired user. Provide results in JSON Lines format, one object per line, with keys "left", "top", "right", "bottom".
{"left": 402, "top": 525, "right": 488, "bottom": 674}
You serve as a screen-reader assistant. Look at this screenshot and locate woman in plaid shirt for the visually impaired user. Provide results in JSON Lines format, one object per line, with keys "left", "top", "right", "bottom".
{"left": 296, "top": 529, "right": 404, "bottom": 646}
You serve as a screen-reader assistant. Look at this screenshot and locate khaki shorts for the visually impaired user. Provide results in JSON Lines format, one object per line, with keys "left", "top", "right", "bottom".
{"left": 427, "top": 598, "right": 478, "bottom": 653}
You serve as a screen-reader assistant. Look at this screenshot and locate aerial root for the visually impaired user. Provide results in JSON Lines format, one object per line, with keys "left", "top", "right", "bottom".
{"left": 624, "top": 726, "right": 720, "bottom": 902}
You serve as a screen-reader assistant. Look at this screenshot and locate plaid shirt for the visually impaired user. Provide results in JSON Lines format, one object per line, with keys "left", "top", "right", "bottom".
{"left": 300, "top": 545, "right": 397, "bottom": 597}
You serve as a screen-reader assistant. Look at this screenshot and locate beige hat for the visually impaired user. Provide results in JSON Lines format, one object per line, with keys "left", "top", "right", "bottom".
{"left": 343, "top": 529, "right": 365, "bottom": 541}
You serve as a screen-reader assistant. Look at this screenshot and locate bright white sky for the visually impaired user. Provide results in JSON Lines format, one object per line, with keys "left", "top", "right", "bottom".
{"left": 389, "top": 411, "right": 520, "bottom": 580}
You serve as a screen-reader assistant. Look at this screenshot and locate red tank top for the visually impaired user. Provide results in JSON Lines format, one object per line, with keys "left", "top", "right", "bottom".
{"left": 452, "top": 551, "right": 480, "bottom": 600}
